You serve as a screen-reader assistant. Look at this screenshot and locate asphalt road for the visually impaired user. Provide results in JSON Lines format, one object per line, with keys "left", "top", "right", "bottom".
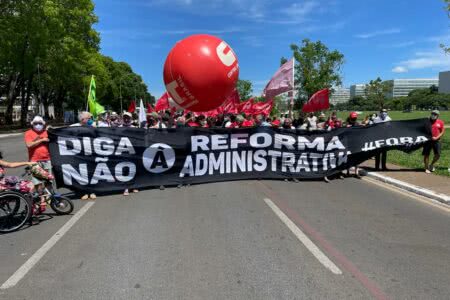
{"left": 0, "top": 135, "right": 449, "bottom": 300}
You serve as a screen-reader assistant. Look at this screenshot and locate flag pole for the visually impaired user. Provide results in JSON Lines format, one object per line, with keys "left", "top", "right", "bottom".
{"left": 289, "top": 57, "right": 295, "bottom": 118}
{"left": 85, "top": 76, "right": 90, "bottom": 112}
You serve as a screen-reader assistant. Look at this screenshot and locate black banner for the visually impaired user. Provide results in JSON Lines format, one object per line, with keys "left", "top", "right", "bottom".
{"left": 48, "top": 119, "right": 431, "bottom": 193}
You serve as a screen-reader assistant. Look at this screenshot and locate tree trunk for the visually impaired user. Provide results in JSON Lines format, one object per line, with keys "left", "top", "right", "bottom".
{"left": 20, "top": 75, "right": 34, "bottom": 128}
{"left": 42, "top": 91, "right": 50, "bottom": 119}
{"left": 54, "top": 89, "right": 65, "bottom": 122}
{"left": 5, "top": 73, "right": 20, "bottom": 125}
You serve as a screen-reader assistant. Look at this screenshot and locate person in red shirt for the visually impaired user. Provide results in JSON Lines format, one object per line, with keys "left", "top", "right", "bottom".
{"left": 423, "top": 110, "right": 445, "bottom": 173}
{"left": 24, "top": 116, "right": 50, "bottom": 162}
{"left": 24, "top": 116, "right": 52, "bottom": 211}
{"left": 241, "top": 114, "right": 255, "bottom": 128}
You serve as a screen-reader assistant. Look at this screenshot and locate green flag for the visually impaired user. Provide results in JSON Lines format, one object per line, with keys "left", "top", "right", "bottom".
{"left": 87, "top": 75, "right": 105, "bottom": 118}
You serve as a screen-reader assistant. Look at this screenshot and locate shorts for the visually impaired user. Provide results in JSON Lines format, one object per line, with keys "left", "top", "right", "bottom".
{"left": 422, "top": 141, "right": 441, "bottom": 156}
{"left": 31, "top": 161, "right": 53, "bottom": 186}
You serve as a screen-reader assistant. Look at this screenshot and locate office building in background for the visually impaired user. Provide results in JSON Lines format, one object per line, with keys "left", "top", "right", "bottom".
{"left": 386, "top": 79, "right": 438, "bottom": 98}
{"left": 330, "top": 87, "right": 350, "bottom": 105}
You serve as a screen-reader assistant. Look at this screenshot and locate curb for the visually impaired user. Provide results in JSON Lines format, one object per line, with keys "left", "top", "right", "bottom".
{"left": 365, "top": 171, "right": 450, "bottom": 205}
{"left": 0, "top": 133, "right": 23, "bottom": 139}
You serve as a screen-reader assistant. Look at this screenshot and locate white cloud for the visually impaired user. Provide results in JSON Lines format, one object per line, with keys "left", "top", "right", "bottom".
{"left": 393, "top": 48, "right": 450, "bottom": 73}
{"left": 392, "top": 66, "right": 408, "bottom": 73}
{"left": 162, "top": 27, "right": 243, "bottom": 35}
{"left": 140, "top": 0, "right": 332, "bottom": 25}
{"left": 277, "top": 1, "right": 319, "bottom": 23}
{"left": 354, "top": 28, "right": 401, "bottom": 39}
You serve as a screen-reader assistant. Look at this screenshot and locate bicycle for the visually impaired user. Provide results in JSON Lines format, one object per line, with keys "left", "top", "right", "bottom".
{"left": 22, "top": 164, "right": 74, "bottom": 216}
{"left": 0, "top": 190, "right": 32, "bottom": 233}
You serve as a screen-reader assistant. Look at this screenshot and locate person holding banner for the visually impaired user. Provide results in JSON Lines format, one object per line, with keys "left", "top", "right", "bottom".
{"left": 373, "top": 109, "right": 392, "bottom": 170}
{"left": 71, "top": 112, "right": 97, "bottom": 200}
{"left": 119, "top": 112, "right": 139, "bottom": 196}
{"left": 24, "top": 116, "right": 53, "bottom": 209}
{"left": 345, "top": 112, "right": 361, "bottom": 178}
{"left": 423, "top": 110, "right": 445, "bottom": 174}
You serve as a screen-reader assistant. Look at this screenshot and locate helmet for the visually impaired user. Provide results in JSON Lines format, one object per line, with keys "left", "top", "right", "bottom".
{"left": 350, "top": 112, "right": 358, "bottom": 119}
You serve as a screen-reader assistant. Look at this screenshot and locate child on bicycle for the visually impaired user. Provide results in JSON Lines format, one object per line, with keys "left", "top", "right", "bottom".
{"left": 0, "top": 151, "right": 35, "bottom": 192}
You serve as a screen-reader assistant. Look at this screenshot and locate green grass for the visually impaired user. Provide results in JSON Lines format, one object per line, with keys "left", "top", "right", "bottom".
{"left": 388, "top": 134, "right": 449, "bottom": 177}
{"left": 336, "top": 110, "right": 450, "bottom": 123}
{"left": 336, "top": 111, "right": 449, "bottom": 177}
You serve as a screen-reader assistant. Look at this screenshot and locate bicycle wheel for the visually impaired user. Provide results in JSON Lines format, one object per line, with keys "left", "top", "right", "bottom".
{"left": 0, "top": 191, "right": 32, "bottom": 233}
{"left": 50, "top": 195, "right": 74, "bottom": 215}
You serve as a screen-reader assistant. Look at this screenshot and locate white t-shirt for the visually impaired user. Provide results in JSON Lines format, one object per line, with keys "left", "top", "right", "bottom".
{"left": 307, "top": 116, "right": 318, "bottom": 129}
{"left": 373, "top": 115, "right": 391, "bottom": 124}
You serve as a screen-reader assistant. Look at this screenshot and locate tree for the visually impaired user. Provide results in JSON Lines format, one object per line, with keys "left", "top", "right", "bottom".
{"left": 364, "top": 77, "right": 392, "bottom": 109}
{"left": 237, "top": 79, "right": 253, "bottom": 101}
{"left": 0, "top": 0, "right": 153, "bottom": 125}
{"left": 286, "top": 39, "right": 344, "bottom": 106}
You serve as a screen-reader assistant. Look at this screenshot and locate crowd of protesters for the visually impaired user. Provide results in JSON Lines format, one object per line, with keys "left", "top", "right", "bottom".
{"left": 0, "top": 109, "right": 446, "bottom": 202}
{"left": 82, "top": 109, "right": 390, "bottom": 131}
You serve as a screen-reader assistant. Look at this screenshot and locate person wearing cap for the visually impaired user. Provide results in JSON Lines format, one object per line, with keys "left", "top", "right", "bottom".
{"left": 109, "top": 112, "right": 121, "bottom": 127}
{"left": 373, "top": 109, "right": 392, "bottom": 170}
{"left": 423, "top": 110, "right": 445, "bottom": 174}
{"left": 121, "top": 112, "right": 135, "bottom": 128}
{"left": 24, "top": 116, "right": 53, "bottom": 210}
{"left": 24, "top": 116, "right": 50, "bottom": 163}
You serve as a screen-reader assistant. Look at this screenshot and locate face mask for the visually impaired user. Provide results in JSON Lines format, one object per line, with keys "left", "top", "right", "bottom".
{"left": 430, "top": 115, "right": 438, "bottom": 121}
{"left": 381, "top": 112, "right": 387, "bottom": 119}
{"left": 33, "top": 124, "right": 44, "bottom": 132}
{"left": 87, "top": 119, "right": 94, "bottom": 126}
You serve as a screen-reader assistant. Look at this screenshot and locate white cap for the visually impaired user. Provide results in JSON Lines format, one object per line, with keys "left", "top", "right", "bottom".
{"left": 31, "top": 116, "right": 45, "bottom": 125}
{"left": 123, "top": 112, "right": 132, "bottom": 118}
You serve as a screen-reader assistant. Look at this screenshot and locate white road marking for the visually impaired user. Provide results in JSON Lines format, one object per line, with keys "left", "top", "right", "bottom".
{"left": 263, "top": 198, "right": 342, "bottom": 275}
{"left": 1, "top": 201, "right": 95, "bottom": 289}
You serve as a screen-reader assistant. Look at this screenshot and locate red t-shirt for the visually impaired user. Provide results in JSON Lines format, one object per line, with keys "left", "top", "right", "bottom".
{"left": 187, "top": 122, "right": 200, "bottom": 127}
{"left": 242, "top": 120, "right": 255, "bottom": 128}
{"left": 431, "top": 119, "right": 445, "bottom": 139}
{"left": 24, "top": 129, "right": 50, "bottom": 162}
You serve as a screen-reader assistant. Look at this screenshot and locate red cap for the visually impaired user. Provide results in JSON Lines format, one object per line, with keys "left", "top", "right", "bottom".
{"left": 350, "top": 112, "right": 358, "bottom": 119}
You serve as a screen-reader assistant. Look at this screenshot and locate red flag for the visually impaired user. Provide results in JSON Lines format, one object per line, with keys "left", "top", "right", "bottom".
{"left": 128, "top": 100, "right": 136, "bottom": 113}
{"left": 221, "top": 89, "right": 240, "bottom": 114}
{"left": 239, "top": 98, "right": 254, "bottom": 114}
{"left": 252, "top": 100, "right": 273, "bottom": 116}
{"left": 155, "top": 92, "right": 170, "bottom": 111}
{"left": 147, "top": 103, "right": 154, "bottom": 113}
{"left": 302, "top": 89, "right": 330, "bottom": 113}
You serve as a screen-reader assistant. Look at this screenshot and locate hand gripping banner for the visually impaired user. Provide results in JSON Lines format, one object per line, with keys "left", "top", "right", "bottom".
{"left": 48, "top": 119, "right": 431, "bottom": 193}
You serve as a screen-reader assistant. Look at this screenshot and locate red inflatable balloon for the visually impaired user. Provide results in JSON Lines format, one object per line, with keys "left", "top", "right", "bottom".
{"left": 163, "top": 34, "right": 239, "bottom": 112}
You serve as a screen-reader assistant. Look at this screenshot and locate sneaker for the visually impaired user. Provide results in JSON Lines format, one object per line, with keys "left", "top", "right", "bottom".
{"left": 430, "top": 166, "right": 436, "bottom": 172}
{"left": 177, "top": 184, "right": 182, "bottom": 189}
{"left": 89, "top": 193, "right": 97, "bottom": 200}
{"left": 324, "top": 176, "right": 330, "bottom": 183}
{"left": 159, "top": 185, "right": 165, "bottom": 190}
{"left": 293, "top": 178, "right": 300, "bottom": 183}
{"left": 123, "top": 189, "right": 130, "bottom": 196}
{"left": 31, "top": 216, "right": 40, "bottom": 226}
{"left": 425, "top": 169, "right": 431, "bottom": 174}
{"left": 81, "top": 194, "right": 89, "bottom": 200}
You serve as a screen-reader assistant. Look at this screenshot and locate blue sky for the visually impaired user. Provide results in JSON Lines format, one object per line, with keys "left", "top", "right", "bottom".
{"left": 95, "top": 0, "right": 450, "bottom": 97}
